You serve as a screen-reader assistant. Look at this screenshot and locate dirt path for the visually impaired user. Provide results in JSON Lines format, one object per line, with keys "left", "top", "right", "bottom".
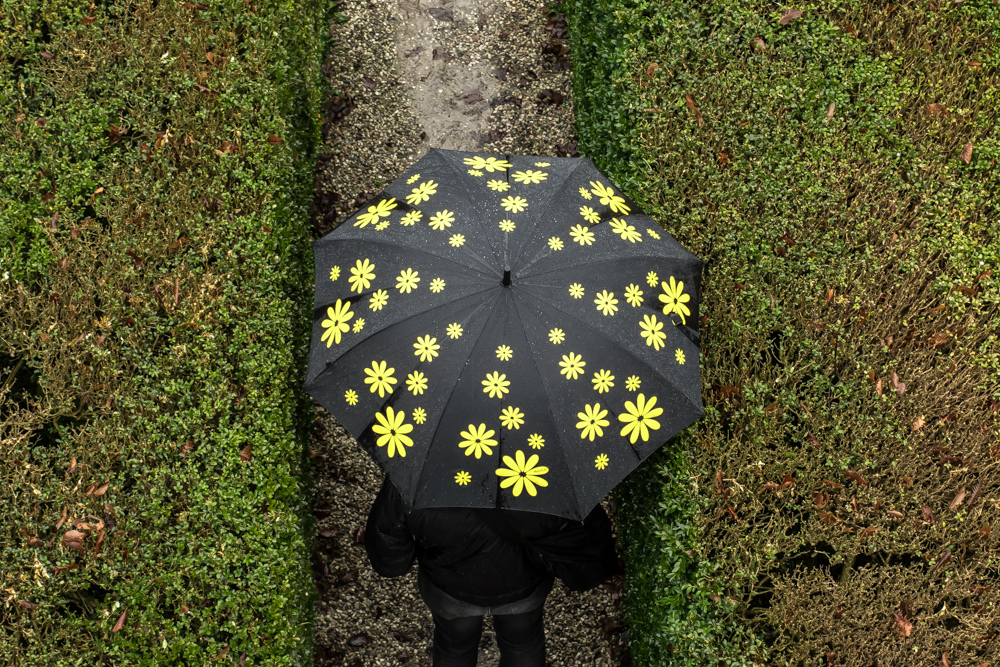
{"left": 308, "top": 2, "right": 626, "bottom": 665}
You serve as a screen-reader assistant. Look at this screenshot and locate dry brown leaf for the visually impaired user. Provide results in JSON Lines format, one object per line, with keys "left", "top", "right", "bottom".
{"left": 759, "top": 481, "right": 779, "bottom": 493}
{"left": 887, "top": 510, "right": 904, "bottom": 518}
{"left": 979, "top": 524, "right": 991, "bottom": 538}
{"left": 55, "top": 506, "right": 68, "bottom": 531}
{"left": 684, "top": 94, "right": 704, "bottom": 126}
{"left": 825, "top": 102, "right": 836, "bottom": 122}
{"left": 943, "top": 651, "right": 950, "bottom": 667}
{"left": 113, "top": 609, "right": 127, "bottom": 632}
{"left": 875, "top": 378, "right": 882, "bottom": 396}
{"left": 267, "top": 134, "right": 284, "bottom": 145}
{"left": 923, "top": 505, "right": 936, "bottom": 524}
{"left": 780, "top": 9, "right": 804, "bottom": 25}
{"left": 928, "top": 103, "right": 949, "bottom": 116}
{"left": 751, "top": 36, "right": 766, "bottom": 51}
{"left": 913, "top": 416, "right": 926, "bottom": 431}
{"left": 950, "top": 487, "right": 967, "bottom": 510}
{"left": 845, "top": 469, "right": 868, "bottom": 486}
{"left": 93, "top": 483, "right": 109, "bottom": 496}
{"left": 813, "top": 491, "right": 828, "bottom": 508}
{"left": 28, "top": 537, "right": 45, "bottom": 547}
{"left": 894, "top": 611, "right": 913, "bottom": 637}
{"left": 646, "top": 62, "right": 659, "bottom": 79}
{"left": 961, "top": 143, "right": 973, "bottom": 164}
{"left": 63, "top": 530, "right": 85, "bottom": 553}
{"left": 68, "top": 457, "right": 77, "bottom": 475}
{"left": 239, "top": 444, "right": 253, "bottom": 463}
{"left": 818, "top": 513, "right": 841, "bottom": 524}
{"left": 19, "top": 600, "right": 40, "bottom": 611}
{"left": 781, "top": 472, "right": 794, "bottom": 490}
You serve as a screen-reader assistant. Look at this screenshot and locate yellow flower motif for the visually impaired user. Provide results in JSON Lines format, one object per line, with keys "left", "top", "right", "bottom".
{"left": 592, "top": 369, "right": 614, "bottom": 393}
{"left": 640, "top": 313, "right": 666, "bottom": 351}
{"left": 372, "top": 406, "right": 414, "bottom": 458}
{"left": 449, "top": 234, "right": 466, "bottom": 247}
{"left": 406, "top": 179, "right": 438, "bottom": 206}
{"left": 534, "top": 161, "right": 550, "bottom": 167}
{"left": 375, "top": 220, "right": 390, "bottom": 231}
{"left": 412, "top": 407, "right": 427, "bottom": 424}
{"left": 676, "top": 348, "right": 686, "bottom": 364}
{"left": 468, "top": 169, "right": 483, "bottom": 176}
{"left": 495, "top": 450, "right": 549, "bottom": 497}
{"left": 400, "top": 210, "right": 422, "bottom": 226}
{"left": 579, "top": 205, "right": 600, "bottom": 224}
{"left": 396, "top": 268, "right": 420, "bottom": 293}
{"left": 577, "top": 403, "right": 609, "bottom": 441}
{"left": 429, "top": 210, "right": 455, "bottom": 230}
{"left": 496, "top": 345, "right": 513, "bottom": 361}
{"left": 413, "top": 334, "right": 440, "bottom": 362}
{"left": 345, "top": 389, "right": 358, "bottom": 406}
{"left": 570, "top": 224, "right": 595, "bottom": 246}
{"left": 594, "top": 290, "right": 618, "bottom": 316}
{"left": 647, "top": 227, "right": 661, "bottom": 239}
{"left": 463, "top": 155, "right": 512, "bottom": 172}
{"left": 527, "top": 433, "right": 545, "bottom": 449}
{"left": 625, "top": 375, "right": 641, "bottom": 391}
{"left": 548, "top": 237, "right": 564, "bottom": 251}
{"left": 609, "top": 218, "right": 643, "bottom": 243}
{"left": 595, "top": 454, "right": 609, "bottom": 470}
{"left": 430, "top": 278, "right": 446, "bottom": 293}
{"left": 499, "top": 219, "right": 516, "bottom": 232}
{"left": 353, "top": 318, "right": 365, "bottom": 333}
{"left": 659, "top": 276, "right": 692, "bottom": 325}
{"left": 329, "top": 265, "right": 341, "bottom": 281}
{"left": 559, "top": 352, "right": 586, "bottom": 380}
{"left": 446, "top": 323, "right": 463, "bottom": 339}
{"left": 500, "top": 406, "right": 525, "bottom": 430}
{"left": 482, "top": 371, "right": 510, "bottom": 398}
{"left": 406, "top": 370, "right": 428, "bottom": 395}
{"left": 321, "top": 299, "right": 353, "bottom": 347}
{"left": 369, "top": 289, "right": 389, "bottom": 311}
{"left": 364, "top": 360, "right": 397, "bottom": 398}
{"left": 407, "top": 173, "right": 421, "bottom": 184}
{"left": 459, "top": 423, "right": 498, "bottom": 459}
{"left": 619, "top": 393, "right": 664, "bottom": 444}
{"left": 624, "top": 283, "right": 643, "bottom": 307}
{"left": 579, "top": 187, "right": 593, "bottom": 200}
{"left": 455, "top": 471, "right": 472, "bottom": 485}
{"left": 355, "top": 198, "right": 398, "bottom": 228}
{"left": 590, "top": 181, "right": 630, "bottom": 214}
{"left": 568, "top": 283, "right": 584, "bottom": 299}
{"left": 513, "top": 169, "right": 548, "bottom": 184}
{"left": 501, "top": 195, "right": 528, "bottom": 213}
{"left": 646, "top": 271, "right": 659, "bottom": 287}
{"left": 349, "top": 258, "right": 376, "bottom": 293}
{"left": 487, "top": 179, "right": 510, "bottom": 192}
{"left": 548, "top": 328, "right": 565, "bottom": 344}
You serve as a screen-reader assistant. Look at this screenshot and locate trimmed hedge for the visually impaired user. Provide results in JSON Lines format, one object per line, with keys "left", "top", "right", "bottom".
{"left": 564, "top": 0, "right": 999, "bottom": 665}
{"left": 1, "top": 0, "right": 326, "bottom": 663}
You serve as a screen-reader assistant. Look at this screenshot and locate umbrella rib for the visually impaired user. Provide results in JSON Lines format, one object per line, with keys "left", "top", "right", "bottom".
{"left": 508, "top": 158, "right": 588, "bottom": 271}
{"left": 327, "top": 234, "right": 498, "bottom": 279}
{"left": 516, "top": 251, "right": 698, "bottom": 283}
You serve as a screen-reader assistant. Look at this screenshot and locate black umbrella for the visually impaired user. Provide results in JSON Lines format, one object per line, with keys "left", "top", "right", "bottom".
{"left": 304, "top": 148, "right": 703, "bottom": 520}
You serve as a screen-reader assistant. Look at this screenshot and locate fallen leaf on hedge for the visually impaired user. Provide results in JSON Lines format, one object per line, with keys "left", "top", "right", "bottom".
{"left": 85, "top": 483, "right": 97, "bottom": 495}
{"left": 928, "top": 103, "right": 949, "bottom": 116}
{"left": 94, "top": 483, "right": 109, "bottom": 496}
{"left": 923, "top": 506, "right": 935, "bottom": 524}
{"left": 968, "top": 481, "right": 981, "bottom": 507}
{"left": 751, "top": 36, "right": 766, "bottom": 51}
{"left": 113, "top": 609, "right": 127, "bottom": 632}
{"left": 913, "top": 416, "right": 926, "bottom": 431}
{"left": 780, "top": 9, "right": 803, "bottom": 24}
{"left": 214, "top": 647, "right": 230, "bottom": 661}
{"left": 55, "top": 506, "right": 68, "bottom": 531}
{"left": 894, "top": 611, "right": 912, "bottom": 637}
{"left": 63, "top": 530, "right": 85, "bottom": 553}
{"left": 239, "top": 651, "right": 247, "bottom": 666}
{"left": 842, "top": 23, "right": 857, "bottom": 37}
{"left": 845, "top": 469, "right": 868, "bottom": 486}
{"left": 348, "top": 633, "right": 370, "bottom": 647}
{"left": 781, "top": 472, "right": 794, "bottom": 489}
{"left": 818, "top": 513, "right": 840, "bottom": 524}
{"left": 950, "top": 487, "right": 966, "bottom": 510}
{"left": 806, "top": 431, "right": 820, "bottom": 446}
{"left": 239, "top": 444, "right": 252, "bottom": 462}
{"left": 759, "top": 481, "right": 779, "bottom": 493}
{"left": 980, "top": 524, "right": 991, "bottom": 538}
{"left": 19, "top": 600, "right": 39, "bottom": 610}
{"left": 646, "top": 62, "right": 659, "bottom": 79}
{"left": 886, "top": 510, "right": 904, "bottom": 518}
{"left": 825, "top": 102, "right": 836, "bottom": 122}
{"left": 812, "top": 491, "right": 828, "bottom": 508}
{"left": 267, "top": 134, "right": 284, "bottom": 145}
{"left": 961, "top": 143, "right": 973, "bottom": 164}
{"left": 28, "top": 537, "right": 44, "bottom": 547}
{"left": 900, "top": 475, "right": 914, "bottom": 488}
{"left": 819, "top": 479, "right": 842, "bottom": 489}
{"left": 684, "top": 94, "right": 704, "bottom": 126}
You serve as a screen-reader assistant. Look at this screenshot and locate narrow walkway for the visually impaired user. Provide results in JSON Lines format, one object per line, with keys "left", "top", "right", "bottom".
{"left": 308, "top": 2, "right": 626, "bottom": 665}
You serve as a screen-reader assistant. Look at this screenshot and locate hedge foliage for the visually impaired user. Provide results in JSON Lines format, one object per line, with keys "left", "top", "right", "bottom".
{"left": 1, "top": 0, "right": 326, "bottom": 663}
{"left": 563, "top": 0, "right": 999, "bottom": 665}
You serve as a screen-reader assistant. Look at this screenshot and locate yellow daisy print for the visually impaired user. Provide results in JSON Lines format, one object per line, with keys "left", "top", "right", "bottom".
{"left": 369, "top": 289, "right": 389, "bottom": 311}
{"left": 592, "top": 369, "right": 614, "bottom": 393}
{"left": 430, "top": 278, "right": 446, "bottom": 293}
{"left": 500, "top": 406, "right": 525, "bottom": 430}
{"left": 499, "top": 219, "right": 516, "bottom": 232}
{"left": 407, "top": 173, "right": 421, "bottom": 184}
{"left": 429, "top": 210, "right": 455, "bottom": 230}
{"left": 396, "top": 268, "right": 420, "bottom": 293}
{"left": 412, "top": 407, "right": 427, "bottom": 424}
{"left": 329, "top": 266, "right": 340, "bottom": 281}
{"left": 513, "top": 169, "right": 548, "bottom": 184}
{"left": 647, "top": 227, "right": 660, "bottom": 239}
{"left": 609, "top": 218, "right": 642, "bottom": 243}
{"left": 595, "top": 454, "right": 609, "bottom": 470}
{"left": 548, "top": 328, "right": 565, "bottom": 344}
{"left": 548, "top": 237, "right": 564, "bottom": 251}
{"left": 345, "top": 389, "right": 358, "bottom": 406}
{"left": 449, "top": 234, "right": 466, "bottom": 247}
{"left": 646, "top": 271, "right": 659, "bottom": 287}
{"left": 482, "top": 371, "right": 511, "bottom": 398}
{"left": 459, "top": 423, "right": 498, "bottom": 459}
{"left": 400, "top": 210, "right": 422, "bottom": 226}
{"left": 640, "top": 314, "right": 666, "bottom": 351}
{"left": 528, "top": 433, "right": 545, "bottom": 449}
{"left": 468, "top": 169, "right": 483, "bottom": 177}
{"left": 463, "top": 156, "right": 512, "bottom": 172}
{"left": 675, "top": 349, "right": 686, "bottom": 364}
{"left": 406, "top": 180, "right": 438, "bottom": 206}
{"left": 659, "top": 276, "right": 692, "bottom": 325}
{"left": 321, "top": 299, "right": 353, "bottom": 347}
{"left": 579, "top": 187, "right": 592, "bottom": 200}
{"left": 349, "top": 258, "right": 376, "bottom": 293}
{"left": 570, "top": 224, "right": 595, "bottom": 246}
{"left": 355, "top": 197, "right": 398, "bottom": 227}
{"left": 413, "top": 335, "right": 440, "bottom": 362}
{"left": 487, "top": 179, "right": 511, "bottom": 192}
{"left": 568, "top": 283, "right": 584, "bottom": 299}
{"left": 594, "top": 290, "right": 618, "bottom": 316}
{"left": 559, "top": 352, "right": 586, "bottom": 380}
{"left": 619, "top": 393, "right": 663, "bottom": 444}
{"left": 496, "top": 345, "right": 513, "bottom": 361}
{"left": 579, "top": 205, "right": 600, "bottom": 224}
{"left": 364, "top": 360, "right": 397, "bottom": 398}
{"left": 372, "top": 406, "right": 414, "bottom": 458}
{"left": 577, "top": 403, "right": 609, "bottom": 441}
{"left": 590, "top": 181, "right": 630, "bottom": 214}
{"left": 534, "top": 161, "right": 550, "bottom": 167}
{"left": 624, "top": 284, "right": 643, "bottom": 307}
{"left": 625, "top": 375, "right": 641, "bottom": 391}
{"left": 447, "top": 323, "right": 464, "bottom": 339}
{"left": 501, "top": 196, "right": 528, "bottom": 213}
{"left": 406, "top": 370, "right": 428, "bottom": 395}
{"left": 375, "top": 220, "right": 390, "bottom": 231}
{"left": 353, "top": 318, "right": 365, "bottom": 333}
{"left": 455, "top": 471, "right": 472, "bottom": 485}
{"left": 495, "top": 450, "right": 548, "bottom": 497}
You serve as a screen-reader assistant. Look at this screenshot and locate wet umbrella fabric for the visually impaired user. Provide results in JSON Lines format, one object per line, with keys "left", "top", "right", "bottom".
{"left": 304, "top": 148, "right": 703, "bottom": 520}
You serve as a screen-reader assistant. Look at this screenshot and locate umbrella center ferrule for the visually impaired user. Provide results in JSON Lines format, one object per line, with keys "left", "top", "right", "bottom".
{"left": 502, "top": 266, "right": 511, "bottom": 287}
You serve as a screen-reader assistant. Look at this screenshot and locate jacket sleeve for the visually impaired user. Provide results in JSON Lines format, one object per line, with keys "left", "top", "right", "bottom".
{"left": 364, "top": 477, "right": 417, "bottom": 577}
{"left": 531, "top": 503, "right": 619, "bottom": 592}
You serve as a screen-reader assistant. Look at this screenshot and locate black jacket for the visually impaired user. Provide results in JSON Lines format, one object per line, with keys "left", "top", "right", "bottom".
{"left": 365, "top": 477, "right": 618, "bottom": 606}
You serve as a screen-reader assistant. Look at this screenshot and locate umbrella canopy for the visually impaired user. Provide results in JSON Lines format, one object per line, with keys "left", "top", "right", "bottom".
{"left": 304, "top": 148, "right": 703, "bottom": 520}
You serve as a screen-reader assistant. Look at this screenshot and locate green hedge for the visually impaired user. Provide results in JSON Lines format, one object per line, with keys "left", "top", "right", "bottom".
{"left": 564, "top": 0, "right": 1000, "bottom": 665}
{"left": 1, "top": 0, "right": 326, "bottom": 663}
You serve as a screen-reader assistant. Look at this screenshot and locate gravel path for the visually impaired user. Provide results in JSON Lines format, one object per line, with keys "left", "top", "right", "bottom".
{"left": 308, "top": 2, "right": 627, "bottom": 665}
